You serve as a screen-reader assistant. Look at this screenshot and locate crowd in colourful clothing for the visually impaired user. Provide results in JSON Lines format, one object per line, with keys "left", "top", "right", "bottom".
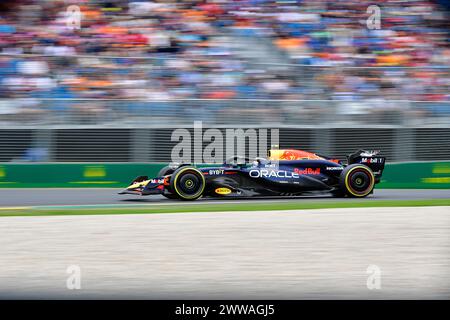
{"left": 0, "top": 0, "right": 448, "bottom": 122}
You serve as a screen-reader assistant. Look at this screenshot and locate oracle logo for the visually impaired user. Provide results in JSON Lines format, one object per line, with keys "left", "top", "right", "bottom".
{"left": 249, "top": 170, "right": 300, "bottom": 179}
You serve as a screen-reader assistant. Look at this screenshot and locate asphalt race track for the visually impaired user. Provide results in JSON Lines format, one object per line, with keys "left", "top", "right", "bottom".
{"left": 0, "top": 188, "right": 449, "bottom": 207}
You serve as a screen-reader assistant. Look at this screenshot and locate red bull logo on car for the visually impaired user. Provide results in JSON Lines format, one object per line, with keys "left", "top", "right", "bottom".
{"left": 249, "top": 168, "right": 320, "bottom": 178}
{"left": 269, "top": 149, "right": 324, "bottom": 161}
{"left": 294, "top": 168, "right": 321, "bottom": 175}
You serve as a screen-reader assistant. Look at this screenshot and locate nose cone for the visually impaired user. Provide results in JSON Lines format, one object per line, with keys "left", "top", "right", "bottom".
{"left": 118, "top": 179, "right": 150, "bottom": 195}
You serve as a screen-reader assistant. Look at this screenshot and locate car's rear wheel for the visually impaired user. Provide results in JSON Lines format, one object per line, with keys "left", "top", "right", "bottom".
{"left": 339, "top": 164, "right": 375, "bottom": 197}
{"left": 170, "top": 166, "right": 205, "bottom": 200}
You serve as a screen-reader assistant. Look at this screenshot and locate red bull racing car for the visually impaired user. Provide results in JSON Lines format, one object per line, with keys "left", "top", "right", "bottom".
{"left": 119, "top": 148, "right": 385, "bottom": 200}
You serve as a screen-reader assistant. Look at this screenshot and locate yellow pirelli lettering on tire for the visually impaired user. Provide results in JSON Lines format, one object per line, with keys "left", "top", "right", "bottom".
{"left": 345, "top": 165, "right": 375, "bottom": 197}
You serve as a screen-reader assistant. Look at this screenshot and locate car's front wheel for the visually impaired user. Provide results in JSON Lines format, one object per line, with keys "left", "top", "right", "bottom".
{"left": 169, "top": 166, "right": 205, "bottom": 200}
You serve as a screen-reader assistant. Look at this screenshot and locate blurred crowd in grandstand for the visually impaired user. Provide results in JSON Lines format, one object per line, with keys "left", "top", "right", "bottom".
{"left": 0, "top": 0, "right": 449, "bottom": 124}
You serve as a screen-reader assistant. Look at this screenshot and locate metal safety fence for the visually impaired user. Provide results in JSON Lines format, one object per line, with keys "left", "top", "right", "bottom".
{"left": 1, "top": 127, "right": 449, "bottom": 163}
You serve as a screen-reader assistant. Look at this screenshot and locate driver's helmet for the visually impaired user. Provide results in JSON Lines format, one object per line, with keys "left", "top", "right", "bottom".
{"left": 252, "top": 157, "right": 268, "bottom": 167}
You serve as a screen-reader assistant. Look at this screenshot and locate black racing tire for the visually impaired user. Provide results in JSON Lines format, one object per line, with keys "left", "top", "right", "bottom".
{"left": 169, "top": 166, "right": 205, "bottom": 201}
{"left": 339, "top": 164, "right": 375, "bottom": 198}
{"left": 158, "top": 166, "right": 178, "bottom": 199}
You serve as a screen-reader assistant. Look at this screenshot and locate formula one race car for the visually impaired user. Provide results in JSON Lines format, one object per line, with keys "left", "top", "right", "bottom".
{"left": 119, "top": 149, "right": 385, "bottom": 200}
{"left": 120, "top": 148, "right": 386, "bottom": 200}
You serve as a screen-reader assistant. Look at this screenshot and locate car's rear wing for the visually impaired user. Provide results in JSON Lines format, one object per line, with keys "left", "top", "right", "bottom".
{"left": 347, "top": 150, "right": 386, "bottom": 183}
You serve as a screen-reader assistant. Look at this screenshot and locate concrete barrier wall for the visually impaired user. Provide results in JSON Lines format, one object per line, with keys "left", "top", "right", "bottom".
{"left": 0, "top": 162, "right": 449, "bottom": 189}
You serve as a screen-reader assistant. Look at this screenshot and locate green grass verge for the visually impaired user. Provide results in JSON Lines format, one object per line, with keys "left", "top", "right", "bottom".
{"left": 0, "top": 199, "right": 449, "bottom": 217}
